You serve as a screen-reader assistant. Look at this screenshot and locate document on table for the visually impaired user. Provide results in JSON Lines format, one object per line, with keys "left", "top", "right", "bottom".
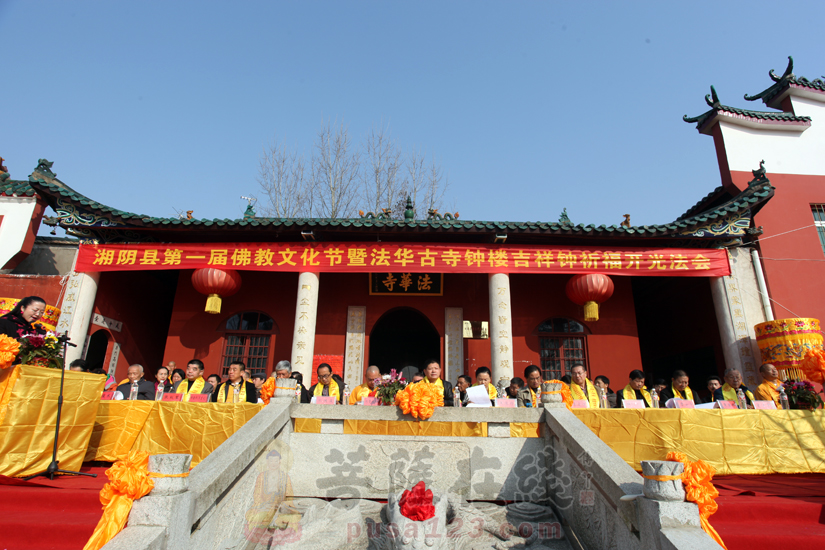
{"left": 465, "top": 385, "right": 492, "bottom": 407}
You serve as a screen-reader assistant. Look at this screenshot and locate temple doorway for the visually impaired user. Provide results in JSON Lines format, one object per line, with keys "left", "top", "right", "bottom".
{"left": 369, "top": 307, "right": 440, "bottom": 375}
{"left": 85, "top": 329, "right": 111, "bottom": 373}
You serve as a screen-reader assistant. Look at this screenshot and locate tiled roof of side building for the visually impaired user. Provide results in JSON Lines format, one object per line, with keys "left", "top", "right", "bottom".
{"left": 7, "top": 158, "right": 773, "bottom": 241}
{"left": 744, "top": 56, "right": 825, "bottom": 106}
{"left": 683, "top": 85, "right": 811, "bottom": 131}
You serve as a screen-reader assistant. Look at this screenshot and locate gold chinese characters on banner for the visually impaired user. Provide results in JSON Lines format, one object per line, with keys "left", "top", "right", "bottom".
{"left": 76, "top": 242, "right": 730, "bottom": 277}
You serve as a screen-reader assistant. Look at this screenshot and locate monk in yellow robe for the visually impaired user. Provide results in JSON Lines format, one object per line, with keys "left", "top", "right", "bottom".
{"left": 753, "top": 363, "right": 782, "bottom": 407}
{"left": 349, "top": 365, "right": 383, "bottom": 404}
{"left": 570, "top": 364, "right": 600, "bottom": 408}
{"left": 713, "top": 368, "right": 755, "bottom": 407}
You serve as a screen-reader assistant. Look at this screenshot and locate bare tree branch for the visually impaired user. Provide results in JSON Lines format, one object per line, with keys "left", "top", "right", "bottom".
{"left": 311, "top": 119, "right": 361, "bottom": 218}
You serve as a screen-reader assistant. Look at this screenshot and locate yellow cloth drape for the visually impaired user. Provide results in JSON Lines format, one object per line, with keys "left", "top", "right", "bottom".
{"left": 294, "top": 418, "right": 322, "bottom": 433}
{"left": 571, "top": 379, "right": 600, "bottom": 408}
{"left": 83, "top": 451, "right": 154, "bottom": 550}
{"left": 84, "top": 401, "right": 264, "bottom": 466}
{"left": 313, "top": 379, "right": 340, "bottom": 402}
{"left": 667, "top": 451, "right": 727, "bottom": 549}
{"left": 342, "top": 419, "right": 487, "bottom": 437}
{"left": 0, "top": 365, "right": 104, "bottom": 477}
{"left": 574, "top": 408, "right": 825, "bottom": 475}
{"left": 349, "top": 384, "right": 373, "bottom": 405}
{"left": 176, "top": 376, "right": 205, "bottom": 402}
{"left": 753, "top": 380, "right": 781, "bottom": 407}
{"left": 622, "top": 384, "right": 652, "bottom": 407}
{"left": 510, "top": 422, "right": 542, "bottom": 438}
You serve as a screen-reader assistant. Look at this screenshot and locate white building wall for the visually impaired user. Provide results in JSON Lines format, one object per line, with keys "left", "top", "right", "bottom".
{"left": 0, "top": 197, "right": 37, "bottom": 270}
{"left": 720, "top": 96, "right": 825, "bottom": 176}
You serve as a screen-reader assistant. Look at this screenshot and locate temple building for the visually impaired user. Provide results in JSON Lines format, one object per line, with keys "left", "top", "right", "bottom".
{"left": 684, "top": 56, "right": 825, "bottom": 326}
{"left": 0, "top": 155, "right": 775, "bottom": 390}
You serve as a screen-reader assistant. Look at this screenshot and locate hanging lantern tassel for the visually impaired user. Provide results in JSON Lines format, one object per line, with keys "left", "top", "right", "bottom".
{"left": 583, "top": 300, "right": 599, "bottom": 322}
{"left": 565, "top": 274, "right": 614, "bottom": 323}
{"left": 192, "top": 268, "right": 242, "bottom": 315}
{"left": 205, "top": 293, "right": 222, "bottom": 314}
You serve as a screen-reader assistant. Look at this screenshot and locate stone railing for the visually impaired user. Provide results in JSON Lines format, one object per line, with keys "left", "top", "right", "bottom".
{"left": 103, "top": 399, "right": 721, "bottom": 550}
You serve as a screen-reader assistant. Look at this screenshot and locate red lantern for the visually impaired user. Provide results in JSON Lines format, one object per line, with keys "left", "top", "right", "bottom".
{"left": 191, "top": 268, "right": 242, "bottom": 314}
{"left": 565, "top": 274, "right": 614, "bottom": 322}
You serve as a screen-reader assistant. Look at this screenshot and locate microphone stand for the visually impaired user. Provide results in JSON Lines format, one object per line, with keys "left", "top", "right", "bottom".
{"left": 25, "top": 334, "right": 97, "bottom": 480}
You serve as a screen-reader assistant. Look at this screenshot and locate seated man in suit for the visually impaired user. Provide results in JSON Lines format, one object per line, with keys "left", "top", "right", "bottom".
{"left": 212, "top": 361, "right": 258, "bottom": 403}
{"left": 616, "top": 369, "right": 652, "bottom": 408}
{"left": 173, "top": 359, "right": 214, "bottom": 402}
{"left": 659, "top": 369, "right": 702, "bottom": 405}
{"left": 517, "top": 364, "right": 543, "bottom": 407}
{"left": 117, "top": 364, "right": 155, "bottom": 400}
{"left": 456, "top": 375, "right": 472, "bottom": 405}
{"left": 713, "top": 368, "right": 755, "bottom": 408}
{"left": 309, "top": 363, "right": 342, "bottom": 404}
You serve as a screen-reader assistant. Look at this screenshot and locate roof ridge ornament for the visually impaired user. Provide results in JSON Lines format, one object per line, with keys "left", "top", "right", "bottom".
{"left": 744, "top": 56, "right": 794, "bottom": 102}
{"left": 559, "top": 208, "right": 571, "bottom": 224}
{"left": 427, "top": 207, "right": 459, "bottom": 221}
{"left": 359, "top": 207, "right": 393, "bottom": 220}
{"left": 748, "top": 160, "right": 769, "bottom": 186}
{"left": 705, "top": 85, "right": 722, "bottom": 109}
{"left": 404, "top": 196, "right": 415, "bottom": 221}
{"left": 35, "top": 158, "right": 56, "bottom": 177}
{"left": 769, "top": 56, "right": 794, "bottom": 83}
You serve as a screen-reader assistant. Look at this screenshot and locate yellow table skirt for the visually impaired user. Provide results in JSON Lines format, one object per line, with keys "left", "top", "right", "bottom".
{"left": 85, "top": 401, "right": 264, "bottom": 466}
{"left": 573, "top": 409, "right": 825, "bottom": 475}
{"left": 343, "top": 419, "right": 488, "bottom": 437}
{"left": 510, "top": 422, "right": 542, "bottom": 438}
{"left": 0, "top": 365, "right": 104, "bottom": 477}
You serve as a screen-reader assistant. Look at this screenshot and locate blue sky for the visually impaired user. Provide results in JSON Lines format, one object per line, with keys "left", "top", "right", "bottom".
{"left": 2, "top": 0, "right": 823, "bottom": 231}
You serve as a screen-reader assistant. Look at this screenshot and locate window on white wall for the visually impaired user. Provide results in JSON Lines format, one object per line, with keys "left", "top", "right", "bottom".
{"left": 812, "top": 205, "right": 825, "bottom": 256}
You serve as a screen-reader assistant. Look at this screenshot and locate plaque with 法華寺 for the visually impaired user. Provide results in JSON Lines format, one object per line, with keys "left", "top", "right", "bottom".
{"left": 369, "top": 273, "right": 443, "bottom": 296}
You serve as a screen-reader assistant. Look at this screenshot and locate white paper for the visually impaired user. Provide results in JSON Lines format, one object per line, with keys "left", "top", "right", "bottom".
{"left": 695, "top": 402, "right": 716, "bottom": 409}
{"left": 310, "top": 396, "right": 317, "bottom": 404}
{"left": 665, "top": 398, "right": 676, "bottom": 408}
{"left": 466, "top": 385, "right": 492, "bottom": 407}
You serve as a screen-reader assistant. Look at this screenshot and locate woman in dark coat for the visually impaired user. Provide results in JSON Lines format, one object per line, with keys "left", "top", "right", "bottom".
{"left": 0, "top": 296, "right": 47, "bottom": 338}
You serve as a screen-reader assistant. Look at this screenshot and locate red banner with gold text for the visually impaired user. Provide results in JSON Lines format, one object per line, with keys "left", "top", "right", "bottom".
{"left": 75, "top": 242, "right": 730, "bottom": 276}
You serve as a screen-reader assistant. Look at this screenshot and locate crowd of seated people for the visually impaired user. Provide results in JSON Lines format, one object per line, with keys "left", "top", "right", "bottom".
{"left": 74, "top": 349, "right": 778, "bottom": 411}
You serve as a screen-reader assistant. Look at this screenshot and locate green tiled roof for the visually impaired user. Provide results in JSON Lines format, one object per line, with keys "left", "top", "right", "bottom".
{"left": 0, "top": 179, "right": 38, "bottom": 197}
{"left": 744, "top": 56, "right": 825, "bottom": 106}
{"left": 9, "top": 159, "right": 774, "bottom": 244}
{"left": 683, "top": 85, "right": 811, "bottom": 130}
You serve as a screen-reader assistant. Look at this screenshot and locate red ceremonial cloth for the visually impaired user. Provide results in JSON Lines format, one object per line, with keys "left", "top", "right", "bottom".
{"left": 0, "top": 465, "right": 110, "bottom": 550}
{"left": 712, "top": 474, "right": 825, "bottom": 550}
{"left": 399, "top": 481, "right": 435, "bottom": 521}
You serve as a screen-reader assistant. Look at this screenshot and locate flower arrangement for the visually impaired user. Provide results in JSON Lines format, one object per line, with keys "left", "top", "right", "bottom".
{"left": 395, "top": 380, "right": 444, "bottom": 420}
{"left": 374, "top": 369, "right": 407, "bottom": 405}
{"left": 0, "top": 334, "right": 21, "bottom": 369}
{"left": 16, "top": 332, "right": 63, "bottom": 369}
{"left": 782, "top": 379, "right": 824, "bottom": 410}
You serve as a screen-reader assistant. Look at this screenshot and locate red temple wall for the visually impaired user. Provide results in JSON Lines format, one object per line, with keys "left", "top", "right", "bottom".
{"left": 0, "top": 274, "right": 63, "bottom": 306}
{"left": 731, "top": 170, "right": 825, "bottom": 322}
{"left": 162, "top": 269, "right": 643, "bottom": 385}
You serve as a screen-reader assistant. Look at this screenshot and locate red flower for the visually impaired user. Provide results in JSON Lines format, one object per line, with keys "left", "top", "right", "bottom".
{"left": 399, "top": 481, "right": 435, "bottom": 521}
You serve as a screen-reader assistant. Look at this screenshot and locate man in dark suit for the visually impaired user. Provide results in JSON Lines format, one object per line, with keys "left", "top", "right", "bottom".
{"left": 116, "top": 364, "right": 156, "bottom": 400}
{"left": 517, "top": 364, "right": 543, "bottom": 407}
{"left": 212, "top": 361, "right": 258, "bottom": 403}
